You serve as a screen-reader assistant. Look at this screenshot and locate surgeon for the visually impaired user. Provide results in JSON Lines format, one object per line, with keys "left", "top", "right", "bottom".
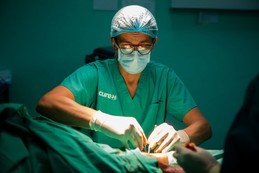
{"left": 36, "top": 5, "right": 212, "bottom": 152}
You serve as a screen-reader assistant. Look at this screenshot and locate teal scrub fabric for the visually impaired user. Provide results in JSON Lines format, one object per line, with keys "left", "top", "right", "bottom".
{"left": 61, "top": 59, "right": 196, "bottom": 147}
{"left": 0, "top": 103, "right": 162, "bottom": 173}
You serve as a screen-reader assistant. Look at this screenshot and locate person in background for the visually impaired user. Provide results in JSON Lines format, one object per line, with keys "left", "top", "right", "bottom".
{"left": 173, "top": 73, "right": 259, "bottom": 173}
{"left": 36, "top": 5, "right": 212, "bottom": 153}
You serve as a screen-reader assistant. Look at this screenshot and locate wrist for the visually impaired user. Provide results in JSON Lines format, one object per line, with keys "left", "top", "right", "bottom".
{"left": 89, "top": 110, "right": 109, "bottom": 131}
{"left": 208, "top": 163, "right": 220, "bottom": 173}
{"left": 177, "top": 130, "right": 190, "bottom": 143}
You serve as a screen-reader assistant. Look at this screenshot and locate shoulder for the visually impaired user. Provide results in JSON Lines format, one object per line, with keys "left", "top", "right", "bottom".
{"left": 91, "top": 58, "right": 116, "bottom": 66}
{"left": 76, "top": 59, "right": 116, "bottom": 72}
{"left": 88, "top": 59, "right": 117, "bottom": 70}
{"left": 146, "top": 61, "right": 178, "bottom": 79}
{"left": 147, "top": 61, "right": 169, "bottom": 69}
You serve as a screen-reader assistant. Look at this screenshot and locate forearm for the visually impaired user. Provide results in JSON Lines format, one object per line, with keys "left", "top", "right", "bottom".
{"left": 36, "top": 94, "right": 95, "bottom": 128}
{"left": 184, "top": 120, "right": 212, "bottom": 145}
{"left": 142, "top": 152, "right": 186, "bottom": 173}
{"left": 209, "top": 164, "right": 221, "bottom": 173}
{"left": 142, "top": 152, "right": 169, "bottom": 165}
{"left": 182, "top": 107, "right": 212, "bottom": 145}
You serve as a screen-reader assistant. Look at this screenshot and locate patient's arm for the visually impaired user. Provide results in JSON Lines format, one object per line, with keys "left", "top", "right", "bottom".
{"left": 142, "top": 152, "right": 169, "bottom": 165}
{"left": 141, "top": 152, "right": 186, "bottom": 173}
{"left": 98, "top": 143, "right": 184, "bottom": 173}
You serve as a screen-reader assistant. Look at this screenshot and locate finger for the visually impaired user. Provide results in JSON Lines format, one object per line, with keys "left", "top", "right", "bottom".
{"left": 161, "top": 133, "right": 181, "bottom": 153}
{"left": 148, "top": 123, "right": 166, "bottom": 142}
{"left": 131, "top": 119, "right": 147, "bottom": 148}
{"left": 155, "top": 132, "right": 177, "bottom": 153}
{"left": 147, "top": 123, "right": 165, "bottom": 142}
{"left": 154, "top": 136, "right": 171, "bottom": 153}
{"left": 185, "top": 142, "right": 197, "bottom": 151}
{"left": 192, "top": 145, "right": 203, "bottom": 152}
{"left": 161, "top": 139, "right": 179, "bottom": 153}
{"left": 174, "top": 143, "right": 187, "bottom": 154}
{"left": 138, "top": 127, "right": 148, "bottom": 148}
{"left": 158, "top": 132, "right": 177, "bottom": 151}
{"left": 155, "top": 133, "right": 177, "bottom": 153}
{"left": 129, "top": 124, "right": 145, "bottom": 150}
{"left": 142, "top": 131, "right": 148, "bottom": 146}
{"left": 149, "top": 130, "right": 168, "bottom": 150}
{"left": 135, "top": 134, "right": 144, "bottom": 150}
{"left": 176, "top": 144, "right": 196, "bottom": 157}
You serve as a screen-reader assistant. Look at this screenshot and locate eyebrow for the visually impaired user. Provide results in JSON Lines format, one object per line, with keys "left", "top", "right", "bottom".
{"left": 116, "top": 37, "right": 154, "bottom": 44}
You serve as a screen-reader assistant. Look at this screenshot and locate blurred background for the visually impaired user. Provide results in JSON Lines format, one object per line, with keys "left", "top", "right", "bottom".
{"left": 1, "top": 0, "right": 258, "bottom": 149}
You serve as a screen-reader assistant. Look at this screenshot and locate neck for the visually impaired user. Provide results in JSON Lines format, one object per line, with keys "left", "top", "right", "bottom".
{"left": 119, "top": 64, "right": 141, "bottom": 84}
{"left": 119, "top": 64, "right": 141, "bottom": 98}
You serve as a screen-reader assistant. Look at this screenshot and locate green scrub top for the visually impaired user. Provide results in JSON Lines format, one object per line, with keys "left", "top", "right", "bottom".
{"left": 61, "top": 59, "right": 196, "bottom": 148}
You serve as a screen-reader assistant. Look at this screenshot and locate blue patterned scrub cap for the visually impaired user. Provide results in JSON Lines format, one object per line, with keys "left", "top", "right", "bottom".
{"left": 110, "top": 5, "right": 158, "bottom": 38}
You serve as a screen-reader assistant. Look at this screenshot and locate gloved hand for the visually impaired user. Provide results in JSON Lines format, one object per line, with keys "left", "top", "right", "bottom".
{"left": 89, "top": 110, "right": 147, "bottom": 150}
{"left": 173, "top": 143, "right": 220, "bottom": 173}
{"left": 147, "top": 123, "right": 189, "bottom": 153}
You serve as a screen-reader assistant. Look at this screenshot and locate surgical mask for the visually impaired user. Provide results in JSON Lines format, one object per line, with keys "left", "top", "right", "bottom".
{"left": 118, "top": 50, "right": 150, "bottom": 74}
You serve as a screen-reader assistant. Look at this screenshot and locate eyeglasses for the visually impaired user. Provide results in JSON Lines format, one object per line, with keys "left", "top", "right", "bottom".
{"left": 114, "top": 38, "right": 154, "bottom": 55}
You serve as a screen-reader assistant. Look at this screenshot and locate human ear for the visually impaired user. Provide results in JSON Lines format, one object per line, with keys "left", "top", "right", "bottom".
{"left": 110, "top": 37, "right": 118, "bottom": 51}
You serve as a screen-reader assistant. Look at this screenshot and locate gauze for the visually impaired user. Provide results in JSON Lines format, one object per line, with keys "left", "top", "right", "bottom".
{"left": 118, "top": 50, "right": 150, "bottom": 74}
{"left": 111, "top": 5, "right": 158, "bottom": 38}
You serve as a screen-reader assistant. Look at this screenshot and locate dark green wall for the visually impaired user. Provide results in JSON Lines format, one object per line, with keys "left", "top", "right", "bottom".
{"left": 1, "top": 0, "right": 258, "bottom": 149}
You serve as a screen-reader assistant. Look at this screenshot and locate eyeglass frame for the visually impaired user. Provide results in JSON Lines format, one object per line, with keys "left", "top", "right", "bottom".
{"left": 113, "top": 37, "right": 155, "bottom": 55}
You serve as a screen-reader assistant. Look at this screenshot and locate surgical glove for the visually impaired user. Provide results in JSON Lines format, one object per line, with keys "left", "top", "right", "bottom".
{"left": 148, "top": 123, "right": 189, "bottom": 153}
{"left": 173, "top": 143, "right": 220, "bottom": 173}
{"left": 89, "top": 110, "right": 147, "bottom": 150}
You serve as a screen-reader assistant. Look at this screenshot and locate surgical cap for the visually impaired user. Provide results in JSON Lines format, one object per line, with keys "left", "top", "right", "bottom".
{"left": 110, "top": 5, "right": 158, "bottom": 38}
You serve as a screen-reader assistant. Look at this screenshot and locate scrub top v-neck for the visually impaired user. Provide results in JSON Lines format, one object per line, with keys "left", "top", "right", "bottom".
{"left": 61, "top": 59, "right": 196, "bottom": 148}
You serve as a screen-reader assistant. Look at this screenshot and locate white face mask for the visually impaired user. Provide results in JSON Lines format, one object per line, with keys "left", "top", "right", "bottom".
{"left": 117, "top": 50, "right": 150, "bottom": 74}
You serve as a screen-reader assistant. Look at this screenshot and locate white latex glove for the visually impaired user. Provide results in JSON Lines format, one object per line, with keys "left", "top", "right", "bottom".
{"left": 173, "top": 144, "right": 220, "bottom": 173}
{"left": 89, "top": 110, "right": 147, "bottom": 150}
{"left": 148, "top": 123, "right": 189, "bottom": 153}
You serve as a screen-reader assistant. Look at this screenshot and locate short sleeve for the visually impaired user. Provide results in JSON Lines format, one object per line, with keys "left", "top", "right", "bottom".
{"left": 166, "top": 70, "right": 197, "bottom": 121}
{"left": 60, "top": 64, "right": 98, "bottom": 107}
